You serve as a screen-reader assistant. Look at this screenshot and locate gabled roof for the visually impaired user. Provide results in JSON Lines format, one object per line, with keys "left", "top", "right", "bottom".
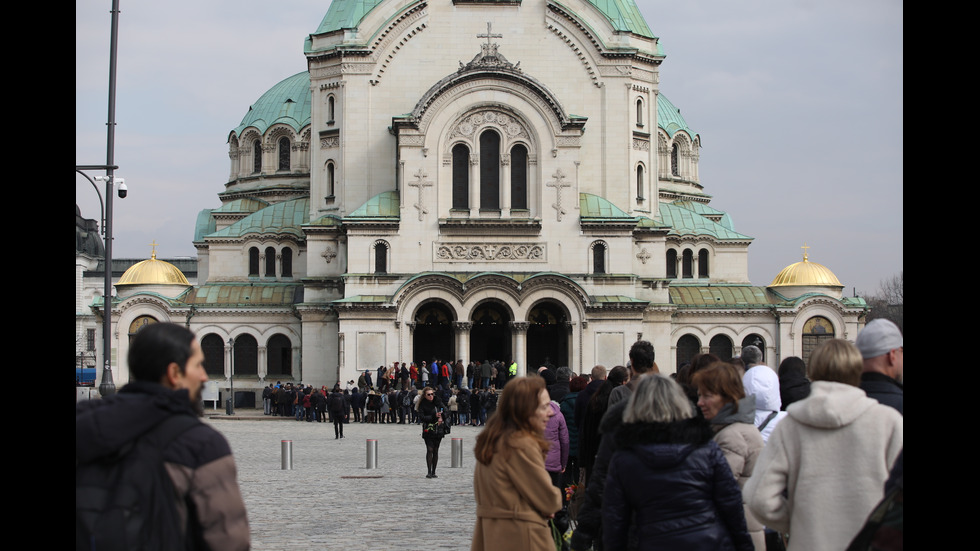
{"left": 183, "top": 283, "right": 304, "bottom": 306}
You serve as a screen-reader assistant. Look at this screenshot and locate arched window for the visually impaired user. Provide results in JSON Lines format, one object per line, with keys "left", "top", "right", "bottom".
{"left": 327, "top": 162, "right": 336, "bottom": 197}
{"left": 374, "top": 241, "right": 389, "bottom": 274}
{"left": 671, "top": 143, "right": 679, "bottom": 177}
{"left": 636, "top": 163, "right": 645, "bottom": 200}
{"left": 248, "top": 247, "right": 259, "bottom": 276}
{"left": 278, "top": 137, "right": 290, "bottom": 171}
{"left": 676, "top": 334, "right": 701, "bottom": 372}
{"left": 480, "top": 130, "right": 500, "bottom": 210}
{"left": 698, "top": 249, "right": 709, "bottom": 278}
{"left": 709, "top": 334, "right": 733, "bottom": 361}
{"left": 452, "top": 144, "right": 469, "bottom": 209}
{"left": 666, "top": 249, "right": 678, "bottom": 279}
{"left": 281, "top": 248, "right": 293, "bottom": 278}
{"left": 265, "top": 246, "right": 276, "bottom": 277}
{"left": 802, "top": 316, "right": 835, "bottom": 364}
{"left": 592, "top": 241, "right": 607, "bottom": 274}
{"left": 201, "top": 333, "right": 226, "bottom": 377}
{"left": 267, "top": 334, "right": 292, "bottom": 377}
{"left": 682, "top": 249, "right": 693, "bottom": 278}
{"left": 232, "top": 334, "right": 258, "bottom": 376}
{"left": 511, "top": 144, "right": 528, "bottom": 210}
{"left": 252, "top": 140, "right": 262, "bottom": 173}
{"left": 636, "top": 98, "right": 644, "bottom": 127}
{"left": 327, "top": 96, "right": 335, "bottom": 123}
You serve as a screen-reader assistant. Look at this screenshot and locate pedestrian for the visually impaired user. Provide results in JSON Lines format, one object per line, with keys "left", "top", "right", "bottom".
{"left": 471, "top": 376, "right": 562, "bottom": 551}
{"left": 418, "top": 386, "right": 447, "bottom": 478}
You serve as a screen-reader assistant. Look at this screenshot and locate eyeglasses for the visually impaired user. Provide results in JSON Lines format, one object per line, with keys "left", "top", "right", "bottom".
{"left": 425, "top": 393, "right": 434, "bottom": 396}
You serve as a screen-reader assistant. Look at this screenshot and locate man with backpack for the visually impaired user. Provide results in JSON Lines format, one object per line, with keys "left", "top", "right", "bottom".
{"left": 76, "top": 322, "right": 249, "bottom": 550}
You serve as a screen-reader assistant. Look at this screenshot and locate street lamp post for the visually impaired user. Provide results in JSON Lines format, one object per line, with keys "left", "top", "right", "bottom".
{"left": 76, "top": 0, "right": 124, "bottom": 397}
{"left": 227, "top": 337, "right": 235, "bottom": 415}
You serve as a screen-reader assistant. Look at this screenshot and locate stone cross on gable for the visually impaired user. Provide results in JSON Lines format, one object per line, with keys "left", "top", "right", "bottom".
{"left": 478, "top": 22, "right": 502, "bottom": 47}
{"left": 547, "top": 168, "right": 571, "bottom": 222}
{"left": 409, "top": 168, "right": 433, "bottom": 221}
{"left": 636, "top": 248, "right": 651, "bottom": 264}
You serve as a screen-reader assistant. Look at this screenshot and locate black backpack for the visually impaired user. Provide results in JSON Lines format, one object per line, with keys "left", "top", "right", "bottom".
{"left": 76, "top": 414, "right": 200, "bottom": 551}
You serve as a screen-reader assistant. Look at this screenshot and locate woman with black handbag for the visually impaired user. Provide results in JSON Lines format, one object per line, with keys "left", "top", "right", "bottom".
{"left": 418, "top": 386, "right": 446, "bottom": 478}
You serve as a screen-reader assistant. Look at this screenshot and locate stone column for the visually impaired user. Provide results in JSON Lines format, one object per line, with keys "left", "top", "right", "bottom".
{"left": 469, "top": 154, "right": 480, "bottom": 217}
{"left": 258, "top": 345, "right": 268, "bottom": 380}
{"left": 510, "top": 321, "right": 529, "bottom": 377}
{"left": 453, "top": 321, "right": 473, "bottom": 363}
{"left": 500, "top": 154, "right": 511, "bottom": 218}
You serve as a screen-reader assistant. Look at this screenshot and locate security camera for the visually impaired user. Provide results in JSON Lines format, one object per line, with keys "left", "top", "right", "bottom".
{"left": 117, "top": 180, "right": 127, "bottom": 198}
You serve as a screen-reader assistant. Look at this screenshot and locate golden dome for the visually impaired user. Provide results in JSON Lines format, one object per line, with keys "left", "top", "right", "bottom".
{"left": 116, "top": 248, "right": 190, "bottom": 286}
{"left": 770, "top": 248, "right": 842, "bottom": 287}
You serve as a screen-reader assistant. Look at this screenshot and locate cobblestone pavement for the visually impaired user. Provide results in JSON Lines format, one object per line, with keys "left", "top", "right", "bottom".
{"left": 207, "top": 413, "right": 481, "bottom": 550}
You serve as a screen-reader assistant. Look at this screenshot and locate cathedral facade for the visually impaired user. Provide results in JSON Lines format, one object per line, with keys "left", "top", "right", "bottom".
{"left": 87, "top": 0, "right": 867, "bottom": 397}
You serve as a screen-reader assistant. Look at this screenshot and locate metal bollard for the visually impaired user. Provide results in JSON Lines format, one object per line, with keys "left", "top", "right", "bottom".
{"left": 451, "top": 437, "right": 463, "bottom": 468}
{"left": 281, "top": 440, "right": 293, "bottom": 470}
{"left": 366, "top": 439, "right": 379, "bottom": 469}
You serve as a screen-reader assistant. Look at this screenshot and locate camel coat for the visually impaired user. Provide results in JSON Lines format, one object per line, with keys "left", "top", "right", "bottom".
{"left": 472, "top": 433, "right": 562, "bottom": 551}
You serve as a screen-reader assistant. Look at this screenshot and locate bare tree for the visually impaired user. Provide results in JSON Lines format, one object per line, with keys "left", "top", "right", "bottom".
{"left": 863, "top": 271, "right": 903, "bottom": 332}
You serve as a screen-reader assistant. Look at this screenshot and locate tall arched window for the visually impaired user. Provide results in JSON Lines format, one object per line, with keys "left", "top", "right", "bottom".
{"left": 252, "top": 140, "right": 262, "bottom": 173}
{"left": 636, "top": 98, "right": 644, "bottom": 127}
{"left": 452, "top": 144, "right": 469, "bottom": 209}
{"left": 248, "top": 247, "right": 259, "bottom": 276}
{"left": 374, "top": 241, "right": 388, "bottom": 274}
{"left": 232, "top": 334, "right": 258, "bottom": 376}
{"left": 511, "top": 144, "right": 528, "bottom": 210}
{"left": 592, "top": 241, "right": 607, "bottom": 274}
{"left": 480, "top": 130, "right": 500, "bottom": 210}
{"left": 709, "top": 334, "right": 733, "bottom": 361}
{"left": 327, "top": 162, "right": 336, "bottom": 197}
{"left": 698, "top": 249, "right": 709, "bottom": 278}
{"left": 267, "top": 334, "right": 292, "bottom": 376}
{"left": 682, "top": 249, "right": 693, "bottom": 278}
{"left": 676, "top": 334, "right": 701, "bottom": 371}
{"left": 201, "top": 333, "right": 226, "bottom": 377}
{"left": 265, "top": 246, "right": 276, "bottom": 277}
{"left": 636, "top": 164, "right": 645, "bottom": 200}
{"left": 666, "top": 249, "right": 678, "bottom": 279}
{"left": 671, "top": 143, "right": 679, "bottom": 177}
{"left": 327, "top": 96, "right": 335, "bottom": 123}
{"left": 281, "top": 247, "right": 293, "bottom": 278}
{"left": 278, "top": 137, "right": 290, "bottom": 171}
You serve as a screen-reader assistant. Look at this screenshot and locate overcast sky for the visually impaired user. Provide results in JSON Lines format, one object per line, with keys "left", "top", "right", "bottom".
{"left": 76, "top": 0, "right": 902, "bottom": 295}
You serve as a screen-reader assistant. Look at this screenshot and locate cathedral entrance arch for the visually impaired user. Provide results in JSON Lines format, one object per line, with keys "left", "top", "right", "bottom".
{"left": 413, "top": 301, "right": 455, "bottom": 366}
{"left": 526, "top": 301, "right": 569, "bottom": 369}
{"left": 469, "top": 301, "right": 512, "bottom": 364}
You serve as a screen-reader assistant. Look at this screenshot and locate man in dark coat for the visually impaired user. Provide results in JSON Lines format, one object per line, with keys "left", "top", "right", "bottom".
{"left": 855, "top": 319, "right": 904, "bottom": 414}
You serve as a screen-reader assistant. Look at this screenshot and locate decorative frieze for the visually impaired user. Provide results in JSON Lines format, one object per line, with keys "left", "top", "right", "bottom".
{"left": 435, "top": 243, "right": 545, "bottom": 262}
{"left": 632, "top": 138, "right": 650, "bottom": 151}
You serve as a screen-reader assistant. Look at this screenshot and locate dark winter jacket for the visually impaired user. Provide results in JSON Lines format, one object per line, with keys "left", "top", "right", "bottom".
{"left": 602, "top": 418, "right": 753, "bottom": 551}
{"left": 860, "top": 372, "right": 903, "bottom": 414}
{"left": 76, "top": 381, "right": 250, "bottom": 550}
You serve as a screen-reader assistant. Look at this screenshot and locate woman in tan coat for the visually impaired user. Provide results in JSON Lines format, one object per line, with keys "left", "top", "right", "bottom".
{"left": 472, "top": 376, "right": 562, "bottom": 551}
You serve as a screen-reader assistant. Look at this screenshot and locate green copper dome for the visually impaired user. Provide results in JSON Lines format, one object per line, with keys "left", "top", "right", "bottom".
{"left": 232, "top": 72, "right": 312, "bottom": 137}
{"left": 312, "top": 0, "right": 653, "bottom": 39}
{"left": 657, "top": 93, "right": 696, "bottom": 138}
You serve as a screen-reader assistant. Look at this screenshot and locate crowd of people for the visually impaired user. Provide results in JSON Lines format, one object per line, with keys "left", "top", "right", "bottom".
{"left": 77, "top": 320, "right": 903, "bottom": 551}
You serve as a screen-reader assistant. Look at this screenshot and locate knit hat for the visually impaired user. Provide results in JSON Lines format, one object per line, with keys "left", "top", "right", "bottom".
{"left": 855, "top": 319, "right": 903, "bottom": 359}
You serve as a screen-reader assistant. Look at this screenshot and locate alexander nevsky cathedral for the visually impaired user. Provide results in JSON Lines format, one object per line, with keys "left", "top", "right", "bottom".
{"left": 76, "top": 0, "right": 867, "bottom": 401}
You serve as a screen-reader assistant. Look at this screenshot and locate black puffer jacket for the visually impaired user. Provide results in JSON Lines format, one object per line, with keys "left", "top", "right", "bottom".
{"left": 602, "top": 418, "right": 752, "bottom": 551}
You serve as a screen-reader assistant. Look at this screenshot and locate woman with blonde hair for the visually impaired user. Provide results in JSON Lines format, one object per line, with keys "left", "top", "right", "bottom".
{"left": 471, "top": 376, "right": 562, "bottom": 551}
{"left": 603, "top": 374, "right": 752, "bottom": 550}
{"left": 743, "top": 339, "right": 903, "bottom": 551}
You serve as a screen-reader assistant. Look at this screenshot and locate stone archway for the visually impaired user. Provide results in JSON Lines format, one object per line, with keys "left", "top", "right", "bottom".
{"left": 413, "top": 301, "right": 455, "bottom": 366}
{"left": 469, "top": 301, "right": 512, "bottom": 364}
{"left": 526, "top": 301, "right": 569, "bottom": 369}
